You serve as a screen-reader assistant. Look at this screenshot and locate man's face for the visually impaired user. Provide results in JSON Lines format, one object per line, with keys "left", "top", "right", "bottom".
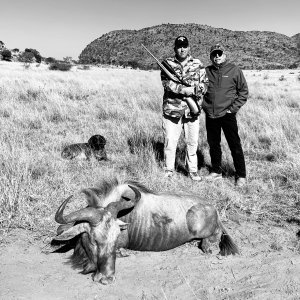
{"left": 211, "top": 50, "right": 226, "bottom": 65}
{"left": 175, "top": 45, "right": 190, "bottom": 61}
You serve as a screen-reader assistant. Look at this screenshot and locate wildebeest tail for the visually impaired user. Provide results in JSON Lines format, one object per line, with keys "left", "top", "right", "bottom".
{"left": 218, "top": 221, "right": 239, "bottom": 256}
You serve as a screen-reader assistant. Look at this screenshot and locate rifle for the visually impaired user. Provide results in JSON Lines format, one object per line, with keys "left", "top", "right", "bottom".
{"left": 141, "top": 44, "right": 201, "bottom": 116}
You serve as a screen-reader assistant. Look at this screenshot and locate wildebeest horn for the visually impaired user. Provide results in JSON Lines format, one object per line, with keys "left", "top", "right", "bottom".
{"left": 107, "top": 185, "right": 141, "bottom": 217}
{"left": 122, "top": 185, "right": 141, "bottom": 202}
{"left": 55, "top": 195, "right": 104, "bottom": 226}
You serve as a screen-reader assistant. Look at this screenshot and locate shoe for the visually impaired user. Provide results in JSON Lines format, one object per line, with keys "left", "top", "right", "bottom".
{"left": 164, "top": 170, "right": 174, "bottom": 178}
{"left": 205, "top": 172, "right": 222, "bottom": 181}
{"left": 189, "top": 172, "right": 202, "bottom": 181}
{"left": 236, "top": 177, "right": 246, "bottom": 187}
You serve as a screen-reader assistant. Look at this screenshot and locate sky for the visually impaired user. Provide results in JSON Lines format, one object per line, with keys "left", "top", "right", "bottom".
{"left": 1, "top": 0, "right": 299, "bottom": 60}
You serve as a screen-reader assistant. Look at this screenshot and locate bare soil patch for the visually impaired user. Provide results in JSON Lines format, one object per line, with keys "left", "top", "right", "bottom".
{"left": 1, "top": 220, "right": 299, "bottom": 300}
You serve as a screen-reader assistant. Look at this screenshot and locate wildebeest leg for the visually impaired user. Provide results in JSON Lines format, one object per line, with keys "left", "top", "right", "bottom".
{"left": 198, "top": 238, "right": 212, "bottom": 254}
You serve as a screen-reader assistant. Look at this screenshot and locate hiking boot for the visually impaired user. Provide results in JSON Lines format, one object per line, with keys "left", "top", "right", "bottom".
{"left": 164, "top": 170, "right": 174, "bottom": 178}
{"left": 205, "top": 172, "right": 222, "bottom": 181}
{"left": 236, "top": 177, "right": 246, "bottom": 187}
{"left": 189, "top": 172, "right": 202, "bottom": 181}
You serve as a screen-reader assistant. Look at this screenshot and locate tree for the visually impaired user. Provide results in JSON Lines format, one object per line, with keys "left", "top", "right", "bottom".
{"left": 1, "top": 49, "right": 12, "bottom": 61}
{"left": 63, "top": 56, "right": 73, "bottom": 64}
{"left": 45, "top": 57, "right": 56, "bottom": 64}
{"left": 25, "top": 48, "right": 42, "bottom": 63}
{"left": 19, "top": 51, "right": 35, "bottom": 67}
{"left": 49, "top": 61, "right": 72, "bottom": 71}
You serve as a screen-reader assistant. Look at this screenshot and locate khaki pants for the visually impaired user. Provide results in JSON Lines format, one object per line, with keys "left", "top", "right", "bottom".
{"left": 162, "top": 114, "right": 200, "bottom": 173}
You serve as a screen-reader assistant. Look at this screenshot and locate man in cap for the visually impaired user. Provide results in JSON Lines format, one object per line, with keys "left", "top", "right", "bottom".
{"left": 202, "top": 43, "right": 248, "bottom": 187}
{"left": 161, "top": 36, "right": 208, "bottom": 181}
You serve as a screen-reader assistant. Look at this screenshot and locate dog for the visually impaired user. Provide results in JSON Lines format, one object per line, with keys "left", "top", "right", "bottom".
{"left": 61, "top": 135, "right": 107, "bottom": 161}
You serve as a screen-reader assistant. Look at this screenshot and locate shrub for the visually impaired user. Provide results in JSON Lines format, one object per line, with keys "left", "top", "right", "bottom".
{"left": 1, "top": 49, "right": 12, "bottom": 61}
{"left": 49, "top": 61, "right": 72, "bottom": 71}
{"left": 279, "top": 75, "right": 285, "bottom": 81}
{"left": 18, "top": 52, "right": 35, "bottom": 66}
{"left": 45, "top": 57, "right": 56, "bottom": 64}
{"left": 77, "top": 65, "right": 90, "bottom": 70}
{"left": 25, "top": 48, "right": 42, "bottom": 63}
{"left": 63, "top": 56, "right": 73, "bottom": 64}
{"left": 127, "top": 60, "right": 140, "bottom": 69}
{"left": 288, "top": 62, "right": 298, "bottom": 69}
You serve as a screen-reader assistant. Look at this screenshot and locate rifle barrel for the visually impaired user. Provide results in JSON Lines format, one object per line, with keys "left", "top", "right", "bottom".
{"left": 141, "top": 44, "right": 180, "bottom": 84}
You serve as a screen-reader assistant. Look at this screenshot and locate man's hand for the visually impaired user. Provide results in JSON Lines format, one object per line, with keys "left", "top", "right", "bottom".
{"left": 181, "top": 87, "right": 195, "bottom": 96}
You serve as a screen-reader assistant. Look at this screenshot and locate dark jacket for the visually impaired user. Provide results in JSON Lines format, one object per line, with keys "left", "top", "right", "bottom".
{"left": 203, "top": 61, "right": 248, "bottom": 118}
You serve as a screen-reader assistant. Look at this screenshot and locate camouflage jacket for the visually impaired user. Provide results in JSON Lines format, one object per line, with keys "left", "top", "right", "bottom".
{"left": 161, "top": 54, "right": 208, "bottom": 118}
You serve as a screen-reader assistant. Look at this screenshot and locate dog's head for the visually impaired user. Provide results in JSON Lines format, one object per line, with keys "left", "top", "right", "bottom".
{"left": 88, "top": 135, "right": 106, "bottom": 150}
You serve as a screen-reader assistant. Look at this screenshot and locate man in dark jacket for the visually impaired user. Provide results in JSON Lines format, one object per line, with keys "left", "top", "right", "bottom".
{"left": 202, "top": 43, "right": 248, "bottom": 187}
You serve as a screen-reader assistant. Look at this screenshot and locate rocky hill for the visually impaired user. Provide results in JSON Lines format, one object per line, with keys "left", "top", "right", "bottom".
{"left": 79, "top": 23, "right": 300, "bottom": 70}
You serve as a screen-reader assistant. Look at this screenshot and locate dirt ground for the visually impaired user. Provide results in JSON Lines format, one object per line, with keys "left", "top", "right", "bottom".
{"left": 1, "top": 220, "right": 299, "bottom": 300}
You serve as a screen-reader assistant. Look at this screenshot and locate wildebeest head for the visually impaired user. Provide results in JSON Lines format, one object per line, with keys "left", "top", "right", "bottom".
{"left": 53, "top": 184, "right": 141, "bottom": 284}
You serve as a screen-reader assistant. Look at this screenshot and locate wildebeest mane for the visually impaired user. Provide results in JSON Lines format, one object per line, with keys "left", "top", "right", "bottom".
{"left": 90, "top": 178, "right": 157, "bottom": 197}
{"left": 82, "top": 178, "right": 156, "bottom": 208}
{"left": 92, "top": 178, "right": 120, "bottom": 197}
{"left": 125, "top": 180, "right": 157, "bottom": 195}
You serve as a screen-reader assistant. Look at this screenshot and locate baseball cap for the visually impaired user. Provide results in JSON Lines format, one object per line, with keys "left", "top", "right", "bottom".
{"left": 210, "top": 43, "right": 225, "bottom": 55}
{"left": 174, "top": 36, "right": 189, "bottom": 48}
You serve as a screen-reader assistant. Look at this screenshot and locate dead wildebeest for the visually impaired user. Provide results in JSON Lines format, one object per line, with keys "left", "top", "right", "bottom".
{"left": 61, "top": 134, "right": 107, "bottom": 161}
{"left": 52, "top": 179, "right": 239, "bottom": 284}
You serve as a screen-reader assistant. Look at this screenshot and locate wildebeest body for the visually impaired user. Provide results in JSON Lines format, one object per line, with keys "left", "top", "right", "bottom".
{"left": 117, "top": 194, "right": 219, "bottom": 251}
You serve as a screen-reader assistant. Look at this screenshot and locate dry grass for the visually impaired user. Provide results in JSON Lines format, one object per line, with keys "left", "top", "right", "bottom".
{"left": 0, "top": 62, "right": 299, "bottom": 239}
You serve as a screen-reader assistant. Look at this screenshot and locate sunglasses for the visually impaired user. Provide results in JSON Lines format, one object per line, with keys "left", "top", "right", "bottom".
{"left": 176, "top": 45, "right": 188, "bottom": 49}
{"left": 211, "top": 50, "right": 223, "bottom": 57}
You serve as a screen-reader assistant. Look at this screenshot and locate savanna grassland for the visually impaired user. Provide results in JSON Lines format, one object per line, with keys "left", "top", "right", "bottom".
{"left": 0, "top": 62, "right": 299, "bottom": 234}
{"left": 0, "top": 62, "right": 300, "bottom": 299}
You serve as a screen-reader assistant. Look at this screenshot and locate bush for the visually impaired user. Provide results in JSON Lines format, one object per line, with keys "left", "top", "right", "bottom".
{"left": 127, "top": 60, "right": 140, "bottom": 69}
{"left": 45, "top": 57, "right": 56, "bottom": 64}
{"left": 288, "top": 62, "right": 298, "bottom": 69}
{"left": 77, "top": 65, "right": 90, "bottom": 70}
{"left": 279, "top": 75, "right": 286, "bottom": 81}
{"left": 18, "top": 52, "right": 35, "bottom": 65}
{"left": 49, "top": 61, "right": 72, "bottom": 71}
{"left": 1, "top": 49, "right": 12, "bottom": 61}
{"left": 25, "top": 48, "right": 42, "bottom": 63}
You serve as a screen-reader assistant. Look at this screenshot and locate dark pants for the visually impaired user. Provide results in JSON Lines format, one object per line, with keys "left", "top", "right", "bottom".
{"left": 206, "top": 113, "right": 246, "bottom": 178}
